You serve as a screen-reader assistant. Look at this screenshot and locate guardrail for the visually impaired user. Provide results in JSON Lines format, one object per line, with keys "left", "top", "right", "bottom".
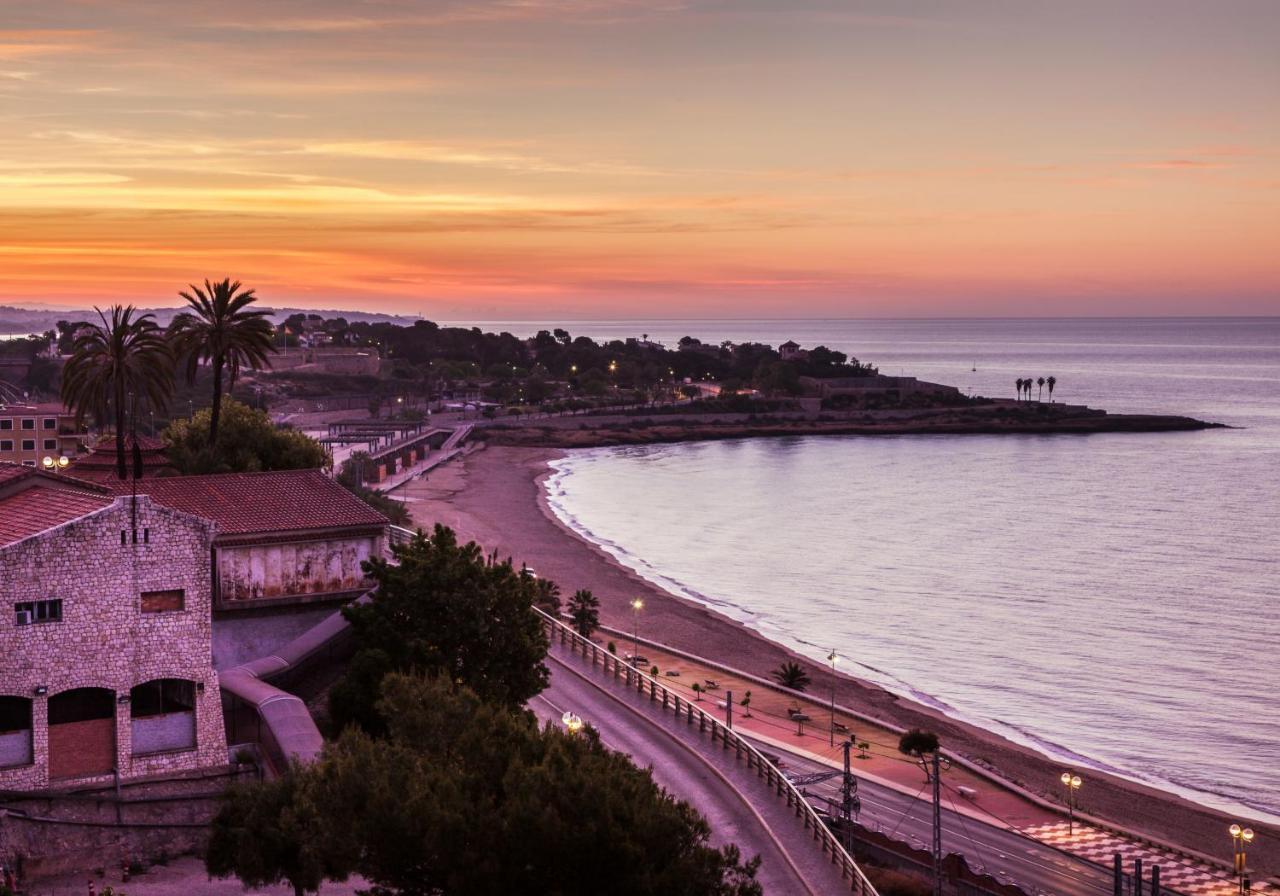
{"left": 535, "top": 607, "right": 879, "bottom": 896}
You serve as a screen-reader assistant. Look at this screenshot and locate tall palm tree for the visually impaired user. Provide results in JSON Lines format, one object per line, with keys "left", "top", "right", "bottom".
{"left": 1015, "top": 378, "right": 1024, "bottom": 401}
{"left": 1047, "top": 375, "right": 1057, "bottom": 403}
{"left": 60, "top": 306, "right": 174, "bottom": 479}
{"left": 170, "top": 278, "right": 276, "bottom": 445}
{"left": 1037, "top": 376, "right": 1046, "bottom": 401}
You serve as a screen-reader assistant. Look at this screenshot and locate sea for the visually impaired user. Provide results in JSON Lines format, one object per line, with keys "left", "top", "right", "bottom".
{"left": 455, "top": 318, "right": 1280, "bottom": 823}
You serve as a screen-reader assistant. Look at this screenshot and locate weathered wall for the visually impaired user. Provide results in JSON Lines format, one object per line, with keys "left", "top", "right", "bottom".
{"left": 0, "top": 496, "right": 227, "bottom": 791}
{"left": 215, "top": 534, "right": 378, "bottom": 606}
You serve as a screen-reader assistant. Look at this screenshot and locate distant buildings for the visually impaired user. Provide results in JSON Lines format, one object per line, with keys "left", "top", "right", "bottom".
{"left": 778, "top": 340, "right": 809, "bottom": 362}
{"left": 0, "top": 403, "right": 86, "bottom": 468}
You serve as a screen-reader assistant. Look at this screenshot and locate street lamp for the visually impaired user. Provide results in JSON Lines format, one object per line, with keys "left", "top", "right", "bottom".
{"left": 630, "top": 598, "right": 643, "bottom": 665}
{"left": 562, "top": 711, "right": 584, "bottom": 735}
{"left": 1060, "top": 772, "right": 1082, "bottom": 836}
{"left": 827, "top": 649, "right": 839, "bottom": 747}
{"left": 1230, "top": 823, "right": 1255, "bottom": 895}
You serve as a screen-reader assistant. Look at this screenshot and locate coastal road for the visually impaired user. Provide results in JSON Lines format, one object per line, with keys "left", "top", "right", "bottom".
{"left": 534, "top": 647, "right": 853, "bottom": 896}
{"left": 746, "top": 735, "right": 1120, "bottom": 896}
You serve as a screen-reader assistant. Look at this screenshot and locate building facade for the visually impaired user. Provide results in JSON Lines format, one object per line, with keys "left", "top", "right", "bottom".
{"left": 0, "top": 484, "right": 227, "bottom": 791}
{"left": 111, "top": 470, "right": 389, "bottom": 610}
{"left": 0, "top": 403, "right": 85, "bottom": 468}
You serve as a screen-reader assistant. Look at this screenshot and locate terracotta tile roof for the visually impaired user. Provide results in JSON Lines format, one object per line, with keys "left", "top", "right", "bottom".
{"left": 0, "top": 462, "right": 110, "bottom": 494}
{"left": 70, "top": 434, "right": 175, "bottom": 481}
{"left": 0, "top": 484, "right": 112, "bottom": 547}
{"left": 108, "top": 469, "right": 388, "bottom": 537}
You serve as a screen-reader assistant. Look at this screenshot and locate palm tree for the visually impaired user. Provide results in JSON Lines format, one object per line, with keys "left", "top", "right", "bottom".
{"left": 568, "top": 589, "right": 601, "bottom": 637}
{"left": 1037, "top": 376, "right": 1046, "bottom": 401}
{"left": 60, "top": 306, "right": 174, "bottom": 479}
{"left": 1047, "top": 375, "right": 1057, "bottom": 403}
{"left": 771, "top": 661, "right": 811, "bottom": 692}
{"left": 1015, "top": 378, "right": 1024, "bottom": 401}
{"left": 170, "top": 278, "right": 276, "bottom": 445}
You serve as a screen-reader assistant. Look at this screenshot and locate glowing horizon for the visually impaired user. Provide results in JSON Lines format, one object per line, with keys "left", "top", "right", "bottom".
{"left": 1, "top": 1, "right": 1277, "bottom": 318}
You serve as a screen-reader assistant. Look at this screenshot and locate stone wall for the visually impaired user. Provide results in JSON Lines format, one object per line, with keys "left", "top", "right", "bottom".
{"left": 215, "top": 534, "right": 379, "bottom": 607}
{"left": 0, "top": 496, "right": 227, "bottom": 791}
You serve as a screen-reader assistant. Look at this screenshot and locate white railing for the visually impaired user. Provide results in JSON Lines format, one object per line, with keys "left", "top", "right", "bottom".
{"left": 535, "top": 608, "right": 879, "bottom": 896}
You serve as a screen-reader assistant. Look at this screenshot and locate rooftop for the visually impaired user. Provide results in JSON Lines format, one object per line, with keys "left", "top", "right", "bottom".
{"left": 0, "top": 484, "right": 112, "bottom": 547}
{"left": 107, "top": 468, "right": 388, "bottom": 537}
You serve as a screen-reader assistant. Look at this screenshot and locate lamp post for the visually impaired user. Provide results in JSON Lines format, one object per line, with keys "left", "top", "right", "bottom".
{"left": 827, "top": 648, "right": 839, "bottom": 747}
{"left": 1230, "top": 823, "right": 1254, "bottom": 895}
{"left": 562, "top": 711, "right": 584, "bottom": 735}
{"left": 630, "top": 598, "right": 643, "bottom": 665}
{"left": 1060, "top": 772, "right": 1082, "bottom": 836}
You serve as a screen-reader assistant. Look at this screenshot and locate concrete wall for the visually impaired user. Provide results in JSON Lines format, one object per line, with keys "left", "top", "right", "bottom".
{"left": 215, "top": 534, "right": 379, "bottom": 606}
{"left": 0, "top": 497, "right": 227, "bottom": 791}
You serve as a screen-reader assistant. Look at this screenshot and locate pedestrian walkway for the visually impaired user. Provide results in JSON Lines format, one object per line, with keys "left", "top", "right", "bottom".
{"left": 1022, "top": 822, "right": 1258, "bottom": 896}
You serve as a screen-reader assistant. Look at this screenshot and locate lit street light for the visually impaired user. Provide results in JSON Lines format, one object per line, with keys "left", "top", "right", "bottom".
{"left": 561, "top": 711, "right": 584, "bottom": 735}
{"left": 827, "top": 649, "right": 838, "bottom": 747}
{"left": 630, "top": 597, "right": 644, "bottom": 665}
{"left": 1230, "top": 823, "right": 1255, "bottom": 895}
{"left": 1060, "top": 772, "right": 1082, "bottom": 836}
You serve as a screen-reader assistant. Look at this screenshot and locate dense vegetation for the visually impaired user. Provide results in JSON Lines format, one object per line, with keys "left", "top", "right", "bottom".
{"left": 211, "top": 525, "right": 762, "bottom": 895}
{"left": 328, "top": 524, "right": 551, "bottom": 735}
{"left": 164, "top": 399, "right": 327, "bottom": 474}
{"left": 209, "top": 674, "right": 762, "bottom": 896}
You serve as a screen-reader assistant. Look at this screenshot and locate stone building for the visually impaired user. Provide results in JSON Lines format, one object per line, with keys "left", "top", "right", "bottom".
{"left": 110, "top": 469, "right": 390, "bottom": 610}
{"left": 0, "top": 469, "right": 226, "bottom": 791}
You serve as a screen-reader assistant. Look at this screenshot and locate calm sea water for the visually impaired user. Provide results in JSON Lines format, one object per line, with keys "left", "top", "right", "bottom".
{"left": 471, "top": 318, "right": 1280, "bottom": 822}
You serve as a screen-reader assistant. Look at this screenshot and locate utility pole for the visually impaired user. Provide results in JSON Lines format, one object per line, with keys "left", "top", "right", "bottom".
{"left": 932, "top": 751, "right": 943, "bottom": 896}
{"left": 725, "top": 689, "right": 732, "bottom": 729}
{"left": 840, "top": 740, "right": 860, "bottom": 826}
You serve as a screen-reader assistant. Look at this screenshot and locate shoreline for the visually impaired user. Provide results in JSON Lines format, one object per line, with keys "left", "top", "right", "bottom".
{"left": 397, "top": 445, "right": 1277, "bottom": 874}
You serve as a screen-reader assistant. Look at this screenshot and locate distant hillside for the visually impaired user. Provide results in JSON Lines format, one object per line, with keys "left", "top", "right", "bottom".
{"left": 0, "top": 304, "right": 419, "bottom": 334}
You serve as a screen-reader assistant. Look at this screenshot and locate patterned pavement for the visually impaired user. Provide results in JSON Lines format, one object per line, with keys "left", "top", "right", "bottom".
{"left": 1025, "top": 822, "right": 1265, "bottom": 896}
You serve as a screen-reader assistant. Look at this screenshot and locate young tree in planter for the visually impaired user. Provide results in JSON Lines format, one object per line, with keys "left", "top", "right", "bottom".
{"left": 771, "top": 661, "right": 811, "bottom": 692}
{"left": 568, "top": 588, "right": 601, "bottom": 637}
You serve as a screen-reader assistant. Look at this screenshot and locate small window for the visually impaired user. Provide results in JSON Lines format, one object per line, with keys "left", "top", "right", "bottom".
{"left": 120, "top": 530, "right": 127, "bottom": 546}
{"left": 141, "top": 589, "right": 184, "bottom": 613}
{"left": 0, "top": 419, "right": 11, "bottom": 430}
{"left": 0, "top": 440, "right": 11, "bottom": 451}
{"left": 20, "top": 419, "right": 34, "bottom": 430}
{"left": 20, "top": 440, "right": 34, "bottom": 451}
{"left": 15, "top": 599, "right": 62, "bottom": 625}
{"left": 143, "top": 528, "right": 150, "bottom": 544}
{"left": 42, "top": 418, "right": 56, "bottom": 429}
{"left": 43, "top": 439, "right": 57, "bottom": 450}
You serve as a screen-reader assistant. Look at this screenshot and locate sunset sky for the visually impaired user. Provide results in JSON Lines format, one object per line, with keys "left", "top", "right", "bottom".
{"left": 1, "top": 1, "right": 1277, "bottom": 318}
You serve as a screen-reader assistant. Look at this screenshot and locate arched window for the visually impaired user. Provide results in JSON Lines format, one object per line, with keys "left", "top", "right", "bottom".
{"left": 130, "top": 679, "right": 196, "bottom": 755}
{"left": 0, "top": 696, "right": 33, "bottom": 768}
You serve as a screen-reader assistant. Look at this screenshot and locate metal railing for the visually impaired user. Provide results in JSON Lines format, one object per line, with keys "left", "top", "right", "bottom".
{"left": 535, "top": 608, "right": 879, "bottom": 896}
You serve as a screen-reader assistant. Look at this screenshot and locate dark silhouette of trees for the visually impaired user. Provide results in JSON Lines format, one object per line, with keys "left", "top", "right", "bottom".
{"left": 568, "top": 588, "right": 601, "bottom": 637}
{"left": 1047, "top": 375, "right": 1057, "bottom": 402}
{"left": 329, "top": 524, "right": 550, "bottom": 735}
{"left": 60, "top": 305, "right": 174, "bottom": 479}
{"left": 1037, "top": 376, "right": 1046, "bottom": 401}
{"left": 170, "top": 278, "right": 275, "bottom": 446}
{"left": 210, "top": 674, "right": 763, "bottom": 896}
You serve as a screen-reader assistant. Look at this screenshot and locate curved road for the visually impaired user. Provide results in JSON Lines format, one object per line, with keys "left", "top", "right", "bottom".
{"left": 535, "top": 648, "right": 853, "bottom": 896}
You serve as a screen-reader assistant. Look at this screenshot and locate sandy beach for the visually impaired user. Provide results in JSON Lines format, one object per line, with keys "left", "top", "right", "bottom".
{"left": 397, "top": 446, "right": 1277, "bottom": 874}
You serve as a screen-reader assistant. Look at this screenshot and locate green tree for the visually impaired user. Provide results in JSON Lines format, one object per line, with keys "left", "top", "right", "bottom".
{"left": 1047, "top": 375, "right": 1057, "bottom": 402}
{"left": 206, "top": 762, "right": 353, "bottom": 896}
{"left": 60, "top": 305, "right": 174, "bottom": 479}
{"left": 771, "top": 661, "right": 811, "bottom": 692}
{"left": 164, "top": 398, "right": 327, "bottom": 474}
{"left": 329, "top": 525, "right": 550, "bottom": 734}
{"left": 1037, "top": 376, "right": 1046, "bottom": 401}
{"left": 170, "top": 278, "right": 275, "bottom": 446}
{"left": 568, "top": 588, "right": 601, "bottom": 637}
{"left": 897, "top": 728, "right": 940, "bottom": 758}
{"left": 226, "top": 674, "right": 762, "bottom": 896}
